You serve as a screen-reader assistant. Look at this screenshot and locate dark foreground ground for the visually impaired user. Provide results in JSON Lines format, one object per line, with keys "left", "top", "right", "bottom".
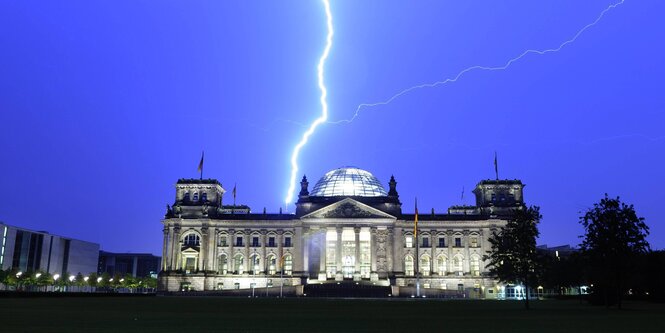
{"left": 0, "top": 296, "right": 663, "bottom": 333}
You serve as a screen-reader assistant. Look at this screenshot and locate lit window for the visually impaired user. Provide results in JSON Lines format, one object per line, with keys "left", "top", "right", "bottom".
{"left": 183, "top": 234, "right": 200, "bottom": 247}
{"left": 437, "top": 256, "right": 447, "bottom": 275}
{"left": 470, "top": 237, "right": 478, "bottom": 247}
{"left": 471, "top": 256, "right": 480, "bottom": 276}
{"left": 405, "top": 236, "right": 413, "bottom": 248}
{"left": 219, "top": 236, "right": 227, "bottom": 247}
{"left": 454, "top": 257, "right": 463, "bottom": 275}
{"left": 218, "top": 255, "right": 228, "bottom": 274}
{"left": 405, "top": 255, "right": 414, "bottom": 276}
{"left": 268, "top": 255, "right": 276, "bottom": 275}
{"left": 420, "top": 256, "right": 431, "bottom": 276}
{"left": 250, "top": 254, "right": 260, "bottom": 274}
{"left": 234, "top": 254, "right": 244, "bottom": 274}
{"left": 284, "top": 255, "right": 293, "bottom": 275}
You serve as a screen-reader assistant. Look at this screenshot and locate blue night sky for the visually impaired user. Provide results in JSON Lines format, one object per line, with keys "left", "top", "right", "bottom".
{"left": 1, "top": 0, "right": 663, "bottom": 254}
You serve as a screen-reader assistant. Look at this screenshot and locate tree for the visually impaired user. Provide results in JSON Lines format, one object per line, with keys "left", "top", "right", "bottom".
{"left": 579, "top": 194, "right": 650, "bottom": 308}
{"left": 0, "top": 269, "right": 8, "bottom": 290}
{"left": 484, "top": 206, "right": 542, "bottom": 309}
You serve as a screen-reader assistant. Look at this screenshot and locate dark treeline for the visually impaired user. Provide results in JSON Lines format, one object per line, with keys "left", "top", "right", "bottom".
{"left": 486, "top": 194, "right": 659, "bottom": 309}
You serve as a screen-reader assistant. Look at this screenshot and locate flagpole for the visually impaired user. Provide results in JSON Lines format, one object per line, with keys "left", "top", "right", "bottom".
{"left": 494, "top": 151, "right": 499, "bottom": 180}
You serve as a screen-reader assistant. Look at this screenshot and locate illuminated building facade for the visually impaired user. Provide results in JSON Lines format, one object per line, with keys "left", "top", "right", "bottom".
{"left": 159, "top": 167, "right": 525, "bottom": 297}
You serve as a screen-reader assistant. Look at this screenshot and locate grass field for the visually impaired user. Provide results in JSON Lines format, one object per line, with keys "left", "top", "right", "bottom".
{"left": 0, "top": 296, "right": 663, "bottom": 333}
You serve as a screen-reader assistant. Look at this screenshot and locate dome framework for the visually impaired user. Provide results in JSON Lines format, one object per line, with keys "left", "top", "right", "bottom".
{"left": 309, "top": 167, "right": 388, "bottom": 197}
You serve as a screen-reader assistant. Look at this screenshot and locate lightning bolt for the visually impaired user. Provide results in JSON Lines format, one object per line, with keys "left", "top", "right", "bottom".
{"left": 285, "top": 0, "right": 334, "bottom": 207}
{"left": 328, "top": 0, "right": 626, "bottom": 125}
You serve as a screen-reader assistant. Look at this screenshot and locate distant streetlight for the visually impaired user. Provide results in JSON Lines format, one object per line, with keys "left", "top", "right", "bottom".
{"left": 35, "top": 273, "right": 42, "bottom": 278}
{"left": 68, "top": 276, "right": 75, "bottom": 282}
{"left": 16, "top": 271, "right": 23, "bottom": 278}
{"left": 53, "top": 274, "right": 60, "bottom": 280}
{"left": 97, "top": 277, "right": 102, "bottom": 283}
{"left": 84, "top": 276, "right": 89, "bottom": 282}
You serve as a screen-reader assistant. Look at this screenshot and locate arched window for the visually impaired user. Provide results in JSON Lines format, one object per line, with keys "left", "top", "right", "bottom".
{"left": 404, "top": 255, "right": 414, "bottom": 276}
{"left": 453, "top": 256, "right": 464, "bottom": 275}
{"left": 183, "top": 192, "right": 190, "bottom": 201}
{"left": 201, "top": 193, "right": 207, "bottom": 202}
{"left": 470, "top": 256, "right": 480, "bottom": 276}
{"left": 193, "top": 192, "right": 199, "bottom": 201}
{"left": 218, "top": 254, "right": 228, "bottom": 275}
{"left": 283, "top": 255, "right": 293, "bottom": 275}
{"left": 267, "top": 254, "right": 276, "bottom": 275}
{"left": 249, "top": 253, "right": 261, "bottom": 274}
{"left": 420, "top": 255, "right": 431, "bottom": 276}
{"left": 218, "top": 235, "right": 228, "bottom": 247}
{"left": 234, "top": 253, "right": 244, "bottom": 275}
{"left": 183, "top": 233, "right": 200, "bottom": 247}
{"left": 437, "top": 255, "right": 447, "bottom": 276}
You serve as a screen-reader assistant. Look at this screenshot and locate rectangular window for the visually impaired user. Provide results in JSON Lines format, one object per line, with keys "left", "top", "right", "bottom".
{"left": 470, "top": 237, "right": 479, "bottom": 247}
{"left": 405, "top": 236, "right": 413, "bottom": 248}
{"left": 252, "top": 237, "right": 260, "bottom": 247}
{"left": 284, "top": 237, "right": 292, "bottom": 247}
{"left": 422, "top": 237, "right": 429, "bottom": 248}
{"left": 455, "top": 237, "right": 462, "bottom": 247}
{"left": 438, "top": 237, "right": 445, "bottom": 247}
{"left": 236, "top": 236, "right": 243, "bottom": 247}
{"left": 491, "top": 193, "right": 496, "bottom": 202}
{"left": 219, "top": 237, "right": 227, "bottom": 247}
{"left": 268, "top": 237, "right": 275, "bottom": 247}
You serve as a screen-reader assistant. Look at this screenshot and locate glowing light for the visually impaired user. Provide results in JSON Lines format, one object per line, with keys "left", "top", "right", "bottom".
{"left": 285, "top": 0, "right": 334, "bottom": 206}
{"left": 53, "top": 274, "right": 60, "bottom": 281}
{"left": 329, "top": 0, "right": 626, "bottom": 124}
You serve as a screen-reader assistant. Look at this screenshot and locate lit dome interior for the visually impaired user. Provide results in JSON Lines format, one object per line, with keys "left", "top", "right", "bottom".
{"left": 309, "top": 167, "right": 387, "bottom": 197}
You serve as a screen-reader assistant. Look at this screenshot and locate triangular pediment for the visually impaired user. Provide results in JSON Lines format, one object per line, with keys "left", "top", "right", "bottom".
{"left": 301, "top": 198, "right": 396, "bottom": 219}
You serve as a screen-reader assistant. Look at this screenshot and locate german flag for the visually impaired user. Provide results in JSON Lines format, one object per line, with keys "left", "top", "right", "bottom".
{"left": 197, "top": 151, "right": 204, "bottom": 173}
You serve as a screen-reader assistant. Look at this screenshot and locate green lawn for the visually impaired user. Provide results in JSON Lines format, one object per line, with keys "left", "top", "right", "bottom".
{"left": 0, "top": 296, "right": 663, "bottom": 333}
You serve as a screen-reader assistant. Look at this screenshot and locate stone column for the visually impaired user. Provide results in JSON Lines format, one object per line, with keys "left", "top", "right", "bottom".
{"left": 244, "top": 229, "right": 250, "bottom": 274}
{"left": 370, "top": 227, "right": 377, "bottom": 272}
{"left": 303, "top": 231, "right": 309, "bottom": 276}
{"left": 171, "top": 226, "right": 181, "bottom": 270}
{"left": 200, "top": 225, "right": 209, "bottom": 272}
{"left": 387, "top": 229, "right": 394, "bottom": 272}
{"left": 431, "top": 230, "right": 437, "bottom": 275}
{"left": 336, "top": 227, "right": 343, "bottom": 273}
{"left": 463, "top": 230, "right": 470, "bottom": 274}
{"left": 393, "top": 227, "right": 403, "bottom": 273}
{"left": 319, "top": 232, "right": 326, "bottom": 278}
{"left": 261, "top": 230, "right": 267, "bottom": 275}
{"left": 228, "top": 229, "right": 235, "bottom": 272}
{"left": 354, "top": 227, "right": 361, "bottom": 274}
{"left": 210, "top": 229, "right": 218, "bottom": 272}
{"left": 293, "top": 227, "right": 303, "bottom": 275}
{"left": 162, "top": 227, "right": 170, "bottom": 271}
{"left": 277, "top": 230, "right": 283, "bottom": 272}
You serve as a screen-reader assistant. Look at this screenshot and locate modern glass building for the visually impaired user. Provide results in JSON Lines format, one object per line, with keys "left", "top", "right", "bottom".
{"left": 159, "top": 167, "right": 526, "bottom": 297}
{"left": 0, "top": 222, "right": 99, "bottom": 276}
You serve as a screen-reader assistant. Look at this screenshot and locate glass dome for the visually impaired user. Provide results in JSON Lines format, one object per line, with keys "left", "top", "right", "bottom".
{"left": 309, "top": 167, "right": 388, "bottom": 197}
